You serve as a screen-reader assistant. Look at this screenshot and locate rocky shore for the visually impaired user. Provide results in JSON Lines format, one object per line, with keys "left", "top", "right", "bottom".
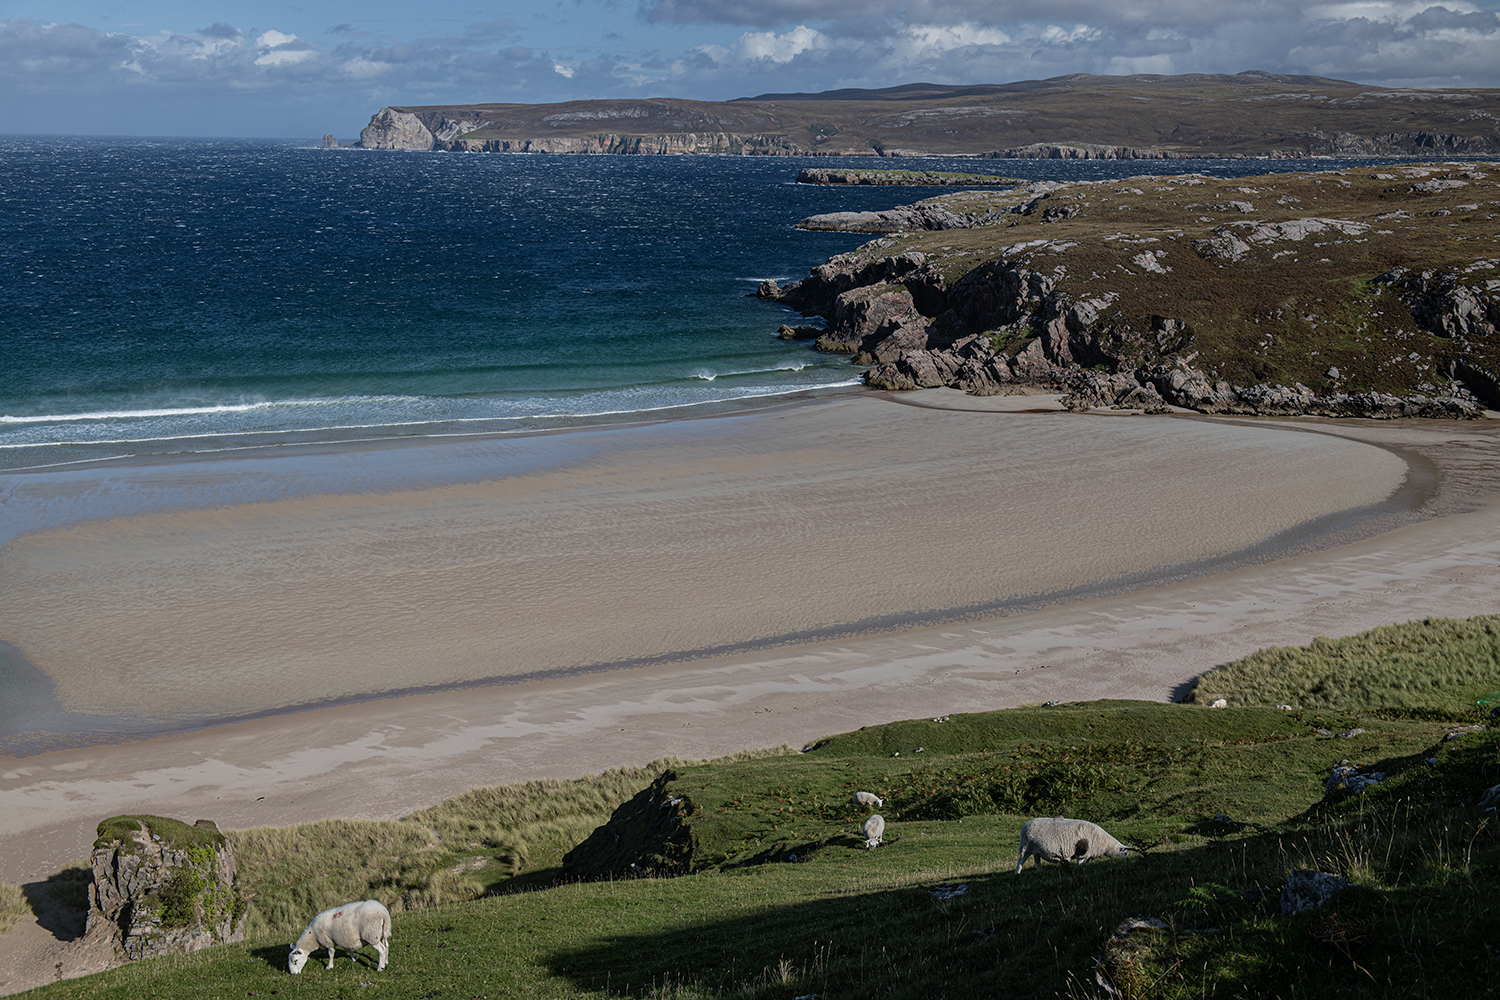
{"left": 759, "top": 164, "right": 1500, "bottom": 419}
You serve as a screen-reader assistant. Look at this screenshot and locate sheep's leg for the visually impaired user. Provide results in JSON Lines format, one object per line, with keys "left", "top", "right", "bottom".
{"left": 376, "top": 939, "right": 389, "bottom": 971}
{"left": 1015, "top": 846, "right": 1027, "bottom": 874}
{"left": 325, "top": 946, "right": 336, "bottom": 969}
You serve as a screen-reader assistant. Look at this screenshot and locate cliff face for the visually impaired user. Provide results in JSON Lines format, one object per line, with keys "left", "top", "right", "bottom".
{"left": 356, "top": 107, "right": 435, "bottom": 150}
{"left": 343, "top": 73, "right": 1500, "bottom": 158}
{"left": 759, "top": 162, "right": 1500, "bottom": 419}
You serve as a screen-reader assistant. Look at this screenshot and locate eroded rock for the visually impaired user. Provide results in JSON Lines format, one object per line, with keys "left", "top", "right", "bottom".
{"left": 85, "top": 815, "right": 246, "bottom": 962}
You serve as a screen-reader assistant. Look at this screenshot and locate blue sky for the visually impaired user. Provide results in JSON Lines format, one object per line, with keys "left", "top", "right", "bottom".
{"left": 3, "top": 0, "right": 1499, "bottom": 137}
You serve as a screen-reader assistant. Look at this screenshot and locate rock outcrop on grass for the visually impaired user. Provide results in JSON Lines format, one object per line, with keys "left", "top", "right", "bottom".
{"left": 85, "top": 815, "right": 246, "bottom": 961}
{"left": 761, "top": 163, "right": 1500, "bottom": 418}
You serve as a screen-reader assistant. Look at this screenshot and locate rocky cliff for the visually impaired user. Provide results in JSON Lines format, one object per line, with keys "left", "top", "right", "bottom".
{"left": 759, "top": 162, "right": 1500, "bottom": 419}
{"left": 345, "top": 73, "right": 1500, "bottom": 158}
{"left": 85, "top": 815, "right": 246, "bottom": 962}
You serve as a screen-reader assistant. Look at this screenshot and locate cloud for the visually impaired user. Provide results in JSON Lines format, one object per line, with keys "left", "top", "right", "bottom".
{"left": 696, "top": 24, "right": 832, "bottom": 63}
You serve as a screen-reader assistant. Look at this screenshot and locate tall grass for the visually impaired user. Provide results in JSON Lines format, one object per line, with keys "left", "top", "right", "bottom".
{"left": 228, "top": 747, "right": 797, "bottom": 935}
{"left": 0, "top": 881, "right": 27, "bottom": 935}
{"left": 1191, "top": 614, "right": 1500, "bottom": 716}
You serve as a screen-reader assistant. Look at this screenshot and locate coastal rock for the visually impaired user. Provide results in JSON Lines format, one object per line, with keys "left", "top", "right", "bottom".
{"left": 797, "top": 203, "right": 971, "bottom": 233}
{"left": 1193, "top": 217, "right": 1370, "bottom": 262}
{"left": 817, "top": 283, "right": 933, "bottom": 362}
{"left": 85, "top": 815, "right": 246, "bottom": 962}
{"left": 320, "top": 134, "right": 340, "bottom": 149}
{"left": 439, "top": 132, "right": 808, "bottom": 155}
{"left": 1281, "top": 870, "right": 1352, "bottom": 916}
{"left": 1372, "top": 267, "right": 1500, "bottom": 340}
{"left": 795, "top": 168, "right": 1018, "bottom": 187}
{"left": 357, "top": 108, "right": 435, "bottom": 150}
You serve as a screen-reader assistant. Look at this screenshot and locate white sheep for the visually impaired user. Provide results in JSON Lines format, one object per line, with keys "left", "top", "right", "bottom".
{"left": 862, "top": 814, "right": 886, "bottom": 849}
{"left": 1479, "top": 783, "right": 1500, "bottom": 814}
{"left": 854, "top": 791, "right": 884, "bottom": 808}
{"left": 288, "top": 899, "right": 391, "bottom": 974}
{"left": 1015, "top": 817, "right": 1129, "bottom": 873}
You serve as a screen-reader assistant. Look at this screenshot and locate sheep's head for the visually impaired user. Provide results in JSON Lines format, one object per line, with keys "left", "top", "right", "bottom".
{"left": 288, "top": 947, "right": 309, "bottom": 974}
{"left": 1109, "top": 843, "right": 1130, "bottom": 859}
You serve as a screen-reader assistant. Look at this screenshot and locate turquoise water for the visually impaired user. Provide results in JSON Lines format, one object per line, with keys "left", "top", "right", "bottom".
{"left": 0, "top": 138, "right": 1373, "bottom": 471}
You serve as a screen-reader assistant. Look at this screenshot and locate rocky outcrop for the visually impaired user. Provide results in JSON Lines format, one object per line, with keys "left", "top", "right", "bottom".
{"left": 1270, "top": 131, "right": 1500, "bottom": 159}
{"left": 320, "top": 134, "right": 340, "bottom": 149}
{"left": 795, "top": 168, "right": 1019, "bottom": 186}
{"left": 85, "top": 816, "right": 246, "bottom": 962}
{"left": 978, "top": 143, "right": 1196, "bottom": 160}
{"left": 798, "top": 204, "right": 972, "bottom": 232}
{"left": 1372, "top": 267, "right": 1500, "bottom": 340}
{"left": 357, "top": 108, "right": 435, "bottom": 150}
{"left": 438, "top": 132, "right": 809, "bottom": 155}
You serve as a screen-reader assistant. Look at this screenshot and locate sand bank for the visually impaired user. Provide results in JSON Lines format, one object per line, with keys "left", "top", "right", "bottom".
{"left": 10, "top": 394, "right": 1495, "bottom": 885}
{"left": 0, "top": 394, "right": 1403, "bottom": 733}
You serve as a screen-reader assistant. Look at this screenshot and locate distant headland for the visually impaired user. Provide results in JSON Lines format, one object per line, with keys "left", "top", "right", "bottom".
{"left": 333, "top": 72, "right": 1500, "bottom": 159}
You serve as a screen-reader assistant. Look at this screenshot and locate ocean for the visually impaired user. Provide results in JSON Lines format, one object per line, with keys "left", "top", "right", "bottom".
{"left": 0, "top": 137, "right": 1381, "bottom": 476}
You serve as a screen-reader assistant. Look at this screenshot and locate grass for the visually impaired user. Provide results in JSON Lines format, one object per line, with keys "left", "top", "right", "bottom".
{"left": 12, "top": 624, "right": 1500, "bottom": 998}
{"left": 0, "top": 881, "right": 27, "bottom": 935}
{"left": 1191, "top": 613, "right": 1500, "bottom": 717}
{"left": 228, "top": 750, "right": 797, "bottom": 938}
{"left": 18, "top": 714, "right": 1498, "bottom": 999}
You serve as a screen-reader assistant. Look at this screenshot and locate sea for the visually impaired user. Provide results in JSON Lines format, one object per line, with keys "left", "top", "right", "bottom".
{"left": 0, "top": 137, "right": 1400, "bottom": 477}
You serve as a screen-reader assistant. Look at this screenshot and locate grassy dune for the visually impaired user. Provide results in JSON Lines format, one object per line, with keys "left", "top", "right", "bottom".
{"left": 9, "top": 619, "right": 1500, "bottom": 998}
{"left": 1192, "top": 614, "right": 1500, "bottom": 716}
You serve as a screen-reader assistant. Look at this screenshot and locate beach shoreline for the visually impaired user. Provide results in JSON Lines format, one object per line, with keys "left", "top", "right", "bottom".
{"left": 5, "top": 394, "right": 1499, "bottom": 885}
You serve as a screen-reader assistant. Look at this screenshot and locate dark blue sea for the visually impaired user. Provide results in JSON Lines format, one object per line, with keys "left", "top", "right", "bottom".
{"left": 0, "top": 138, "right": 1395, "bottom": 472}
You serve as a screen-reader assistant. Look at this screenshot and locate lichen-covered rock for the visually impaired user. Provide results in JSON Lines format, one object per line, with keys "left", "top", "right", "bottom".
{"left": 1281, "top": 869, "right": 1351, "bottom": 916}
{"left": 85, "top": 815, "right": 246, "bottom": 962}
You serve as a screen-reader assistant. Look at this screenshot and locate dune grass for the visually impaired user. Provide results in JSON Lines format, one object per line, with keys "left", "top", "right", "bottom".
{"left": 228, "top": 749, "right": 798, "bottom": 937}
{"left": 20, "top": 709, "right": 1498, "bottom": 999}
{"left": 0, "top": 881, "right": 27, "bottom": 936}
{"left": 1190, "top": 614, "right": 1500, "bottom": 717}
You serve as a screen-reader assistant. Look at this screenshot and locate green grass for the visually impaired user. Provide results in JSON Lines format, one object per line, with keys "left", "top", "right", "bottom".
{"left": 228, "top": 750, "right": 797, "bottom": 938}
{"left": 19, "top": 716, "right": 1499, "bottom": 999}
{"left": 1191, "top": 614, "right": 1500, "bottom": 717}
{"left": 15, "top": 623, "right": 1500, "bottom": 998}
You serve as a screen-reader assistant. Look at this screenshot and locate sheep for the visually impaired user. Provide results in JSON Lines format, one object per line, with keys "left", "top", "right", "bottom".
{"left": 1015, "top": 817, "right": 1129, "bottom": 873}
{"left": 862, "top": 814, "right": 885, "bottom": 849}
{"left": 1479, "top": 783, "right": 1500, "bottom": 814}
{"left": 854, "top": 791, "right": 884, "bottom": 808}
{"left": 288, "top": 899, "right": 391, "bottom": 974}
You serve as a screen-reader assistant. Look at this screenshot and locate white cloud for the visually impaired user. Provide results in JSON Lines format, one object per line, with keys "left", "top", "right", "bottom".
{"left": 699, "top": 24, "right": 831, "bottom": 63}
{"left": 553, "top": 62, "right": 576, "bottom": 77}
{"left": 254, "top": 29, "right": 314, "bottom": 66}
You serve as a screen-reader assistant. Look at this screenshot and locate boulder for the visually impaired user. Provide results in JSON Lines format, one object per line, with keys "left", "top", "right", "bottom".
{"left": 85, "top": 815, "right": 246, "bottom": 961}
{"left": 1281, "top": 869, "right": 1352, "bottom": 916}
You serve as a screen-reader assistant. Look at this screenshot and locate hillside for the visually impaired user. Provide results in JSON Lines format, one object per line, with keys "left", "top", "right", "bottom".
{"left": 757, "top": 161, "right": 1500, "bottom": 418}
{"left": 9, "top": 616, "right": 1500, "bottom": 998}
{"left": 349, "top": 72, "right": 1500, "bottom": 158}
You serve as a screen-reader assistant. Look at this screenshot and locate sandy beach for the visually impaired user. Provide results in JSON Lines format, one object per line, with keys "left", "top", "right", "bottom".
{"left": 4, "top": 392, "right": 1498, "bottom": 887}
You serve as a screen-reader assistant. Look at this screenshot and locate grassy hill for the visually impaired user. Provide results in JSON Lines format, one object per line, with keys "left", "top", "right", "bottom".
{"left": 12, "top": 616, "right": 1500, "bottom": 998}
{"left": 369, "top": 72, "right": 1500, "bottom": 158}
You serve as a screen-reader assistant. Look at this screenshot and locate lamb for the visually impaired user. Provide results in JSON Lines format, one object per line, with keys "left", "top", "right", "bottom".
{"left": 1015, "top": 817, "right": 1129, "bottom": 873}
{"left": 863, "top": 814, "right": 886, "bottom": 849}
{"left": 854, "top": 791, "right": 884, "bottom": 808}
{"left": 288, "top": 899, "right": 391, "bottom": 974}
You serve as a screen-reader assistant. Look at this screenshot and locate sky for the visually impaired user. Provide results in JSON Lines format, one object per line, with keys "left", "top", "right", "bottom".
{"left": 2, "top": 0, "right": 1499, "bottom": 137}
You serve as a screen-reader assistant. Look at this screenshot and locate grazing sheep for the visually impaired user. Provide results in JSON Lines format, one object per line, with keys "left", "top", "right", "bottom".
{"left": 1015, "top": 817, "right": 1129, "bottom": 873}
{"left": 288, "top": 900, "right": 391, "bottom": 974}
{"left": 862, "top": 814, "right": 886, "bottom": 849}
{"left": 1479, "top": 784, "right": 1500, "bottom": 814}
{"left": 854, "top": 791, "right": 884, "bottom": 808}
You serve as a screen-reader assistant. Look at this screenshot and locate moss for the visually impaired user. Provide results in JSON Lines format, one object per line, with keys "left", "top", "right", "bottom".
{"left": 94, "top": 815, "right": 226, "bottom": 853}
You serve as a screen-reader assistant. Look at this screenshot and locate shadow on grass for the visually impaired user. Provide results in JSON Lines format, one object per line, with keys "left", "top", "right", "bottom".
{"left": 539, "top": 812, "right": 1500, "bottom": 1000}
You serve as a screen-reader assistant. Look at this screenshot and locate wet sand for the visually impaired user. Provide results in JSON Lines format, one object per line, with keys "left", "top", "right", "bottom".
{"left": 6, "top": 392, "right": 1493, "bottom": 885}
